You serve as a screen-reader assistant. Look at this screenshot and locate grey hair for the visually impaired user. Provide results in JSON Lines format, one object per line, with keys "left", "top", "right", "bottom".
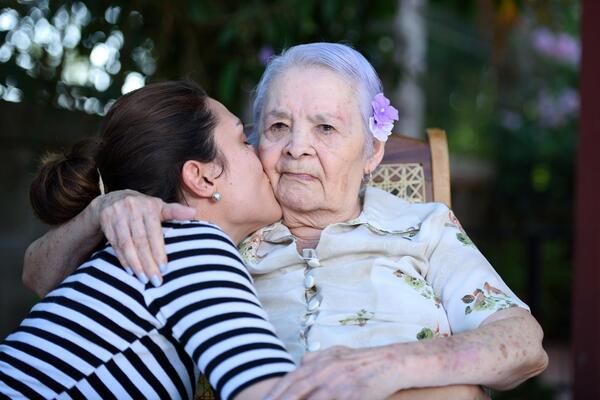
{"left": 251, "top": 42, "right": 383, "bottom": 155}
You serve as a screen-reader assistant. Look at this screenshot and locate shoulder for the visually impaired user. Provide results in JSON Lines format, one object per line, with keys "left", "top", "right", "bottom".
{"left": 161, "top": 220, "right": 245, "bottom": 267}
{"left": 161, "top": 220, "right": 236, "bottom": 247}
{"left": 360, "top": 187, "right": 451, "bottom": 233}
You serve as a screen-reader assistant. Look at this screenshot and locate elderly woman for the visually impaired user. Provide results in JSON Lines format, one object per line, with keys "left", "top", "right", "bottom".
{"left": 23, "top": 43, "right": 547, "bottom": 399}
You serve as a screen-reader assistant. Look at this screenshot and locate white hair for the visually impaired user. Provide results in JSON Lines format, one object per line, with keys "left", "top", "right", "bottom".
{"left": 251, "top": 42, "right": 383, "bottom": 154}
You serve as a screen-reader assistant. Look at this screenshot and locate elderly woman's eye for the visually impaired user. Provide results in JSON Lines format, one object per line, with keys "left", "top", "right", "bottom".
{"left": 319, "top": 124, "right": 335, "bottom": 134}
{"left": 271, "top": 122, "right": 288, "bottom": 130}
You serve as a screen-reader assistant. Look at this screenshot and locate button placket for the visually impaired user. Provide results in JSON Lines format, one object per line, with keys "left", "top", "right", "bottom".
{"left": 304, "top": 272, "right": 315, "bottom": 289}
{"left": 300, "top": 248, "right": 322, "bottom": 352}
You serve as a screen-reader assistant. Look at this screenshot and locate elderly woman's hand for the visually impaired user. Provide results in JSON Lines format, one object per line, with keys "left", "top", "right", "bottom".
{"left": 266, "top": 346, "right": 400, "bottom": 400}
{"left": 388, "top": 385, "right": 490, "bottom": 400}
{"left": 91, "top": 189, "right": 195, "bottom": 285}
{"left": 265, "top": 346, "right": 491, "bottom": 400}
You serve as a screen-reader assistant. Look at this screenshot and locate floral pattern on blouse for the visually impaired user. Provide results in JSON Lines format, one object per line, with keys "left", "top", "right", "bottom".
{"left": 244, "top": 188, "right": 529, "bottom": 363}
{"left": 445, "top": 211, "right": 474, "bottom": 246}
{"left": 339, "top": 309, "right": 375, "bottom": 327}
{"left": 461, "top": 282, "right": 519, "bottom": 315}
{"left": 394, "top": 271, "right": 442, "bottom": 308}
{"left": 416, "top": 324, "right": 450, "bottom": 341}
{"left": 239, "top": 229, "right": 264, "bottom": 265}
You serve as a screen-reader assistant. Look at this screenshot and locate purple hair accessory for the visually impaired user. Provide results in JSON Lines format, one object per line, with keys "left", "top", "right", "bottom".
{"left": 369, "top": 93, "right": 399, "bottom": 142}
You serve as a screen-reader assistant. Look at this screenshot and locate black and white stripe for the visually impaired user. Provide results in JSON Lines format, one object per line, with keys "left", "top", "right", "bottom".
{"left": 0, "top": 221, "right": 295, "bottom": 400}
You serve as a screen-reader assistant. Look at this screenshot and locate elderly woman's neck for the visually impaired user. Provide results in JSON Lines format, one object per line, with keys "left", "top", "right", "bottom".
{"left": 283, "top": 199, "right": 362, "bottom": 252}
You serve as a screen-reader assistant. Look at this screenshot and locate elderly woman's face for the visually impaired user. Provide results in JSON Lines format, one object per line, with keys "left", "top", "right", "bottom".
{"left": 258, "top": 66, "right": 373, "bottom": 215}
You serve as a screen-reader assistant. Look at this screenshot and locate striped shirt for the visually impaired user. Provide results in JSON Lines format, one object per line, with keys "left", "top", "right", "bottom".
{"left": 0, "top": 221, "right": 295, "bottom": 400}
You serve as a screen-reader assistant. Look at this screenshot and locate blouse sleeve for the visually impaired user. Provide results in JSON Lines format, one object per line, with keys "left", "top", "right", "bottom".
{"left": 144, "top": 223, "right": 295, "bottom": 400}
{"left": 422, "top": 204, "right": 530, "bottom": 334}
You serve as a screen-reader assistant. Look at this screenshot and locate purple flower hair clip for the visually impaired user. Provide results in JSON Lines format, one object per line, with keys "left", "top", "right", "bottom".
{"left": 369, "top": 93, "right": 399, "bottom": 142}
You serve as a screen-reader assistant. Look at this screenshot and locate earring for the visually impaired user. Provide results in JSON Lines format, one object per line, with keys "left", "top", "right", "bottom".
{"left": 211, "top": 192, "right": 222, "bottom": 202}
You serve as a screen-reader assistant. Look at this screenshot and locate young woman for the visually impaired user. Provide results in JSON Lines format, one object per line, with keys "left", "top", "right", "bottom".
{"left": 0, "top": 81, "right": 295, "bottom": 400}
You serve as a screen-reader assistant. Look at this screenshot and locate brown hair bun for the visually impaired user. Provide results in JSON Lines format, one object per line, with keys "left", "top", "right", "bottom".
{"left": 30, "top": 137, "right": 102, "bottom": 225}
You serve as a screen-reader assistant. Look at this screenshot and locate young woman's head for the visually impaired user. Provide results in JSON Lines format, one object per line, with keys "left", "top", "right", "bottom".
{"left": 30, "top": 81, "right": 281, "bottom": 243}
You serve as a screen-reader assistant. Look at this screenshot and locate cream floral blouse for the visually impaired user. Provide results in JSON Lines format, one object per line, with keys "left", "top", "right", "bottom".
{"left": 240, "top": 187, "right": 529, "bottom": 364}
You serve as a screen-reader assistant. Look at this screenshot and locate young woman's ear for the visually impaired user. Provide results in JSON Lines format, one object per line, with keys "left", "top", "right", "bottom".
{"left": 364, "top": 139, "right": 385, "bottom": 175}
{"left": 180, "top": 160, "right": 220, "bottom": 198}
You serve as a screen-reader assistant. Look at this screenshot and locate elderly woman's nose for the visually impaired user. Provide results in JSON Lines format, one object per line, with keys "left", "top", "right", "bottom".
{"left": 285, "top": 130, "right": 315, "bottom": 158}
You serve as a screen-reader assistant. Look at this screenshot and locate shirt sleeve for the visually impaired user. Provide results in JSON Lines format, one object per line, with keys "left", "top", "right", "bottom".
{"left": 144, "top": 224, "right": 295, "bottom": 400}
{"left": 422, "top": 204, "right": 530, "bottom": 334}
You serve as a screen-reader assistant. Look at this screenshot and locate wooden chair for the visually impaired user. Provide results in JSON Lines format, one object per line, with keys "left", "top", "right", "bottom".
{"left": 369, "top": 128, "right": 451, "bottom": 207}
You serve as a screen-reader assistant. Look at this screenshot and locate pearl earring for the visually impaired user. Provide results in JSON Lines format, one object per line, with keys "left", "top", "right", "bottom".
{"left": 211, "top": 192, "right": 222, "bottom": 202}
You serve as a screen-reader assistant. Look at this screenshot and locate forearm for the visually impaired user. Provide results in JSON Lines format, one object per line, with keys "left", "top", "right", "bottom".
{"left": 23, "top": 199, "right": 103, "bottom": 297}
{"left": 388, "top": 385, "right": 488, "bottom": 400}
{"left": 385, "top": 309, "right": 548, "bottom": 391}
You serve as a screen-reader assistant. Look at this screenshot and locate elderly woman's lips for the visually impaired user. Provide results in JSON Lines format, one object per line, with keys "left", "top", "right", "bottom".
{"left": 283, "top": 172, "right": 316, "bottom": 181}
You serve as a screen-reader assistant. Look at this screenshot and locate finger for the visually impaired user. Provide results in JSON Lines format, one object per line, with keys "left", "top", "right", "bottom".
{"left": 103, "top": 223, "right": 132, "bottom": 275}
{"left": 300, "top": 347, "right": 343, "bottom": 365}
{"left": 300, "top": 351, "right": 321, "bottom": 364}
{"left": 267, "top": 368, "right": 315, "bottom": 400}
{"left": 306, "top": 387, "right": 340, "bottom": 400}
{"left": 115, "top": 248, "right": 134, "bottom": 275}
{"left": 144, "top": 212, "right": 168, "bottom": 275}
{"left": 114, "top": 219, "right": 147, "bottom": 284}
{"left": 130, "top": 215, "right": 162, "bottom": 287}
{"left": 272, "top": 376, "right": 321, "bottom": 400}
{"left": 161, "top": 202, "right": 196, "bottom": 221}
{"left": 305, "top": 374, "right": 359, "bottom": 400}
{"left": 109, "top": 230, "right": 133, "bottom": 275}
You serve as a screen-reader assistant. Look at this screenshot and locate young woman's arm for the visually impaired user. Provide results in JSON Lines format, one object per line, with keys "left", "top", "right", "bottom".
{"left": 23, "top": 190, "right": 195, "bottom": 296}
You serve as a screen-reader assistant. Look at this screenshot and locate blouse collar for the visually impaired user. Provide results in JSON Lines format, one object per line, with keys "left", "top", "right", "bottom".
{"left": 241, "top": 187, "right": 423, "bottom": 263}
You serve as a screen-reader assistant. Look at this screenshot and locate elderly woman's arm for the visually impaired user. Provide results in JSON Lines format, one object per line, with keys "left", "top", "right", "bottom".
{"left": 266, "top": 307, "right": 546, "bottom": 399}
{"left": 389, "top": 385, "right": 488, "bottom": 400}
{"left": 266, "top": 208, "right": 548, "bottom": 399}
{"left": 24, "top": 204, "right": 103, "bottom": 297}
{"left": 23, "top": 190, "right": 195, "bottom": 296}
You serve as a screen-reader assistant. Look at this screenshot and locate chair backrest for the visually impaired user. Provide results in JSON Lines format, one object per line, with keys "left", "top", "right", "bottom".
{"left": 369, "top": 128, "right": 451, "bottom": 207}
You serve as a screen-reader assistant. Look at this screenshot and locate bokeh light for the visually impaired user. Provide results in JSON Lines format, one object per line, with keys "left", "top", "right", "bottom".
{"left": 0, "top": 3, "right": 155, "bottom": 115}
{"left": 121, "top": 72, "right": 145, "bottom": 94}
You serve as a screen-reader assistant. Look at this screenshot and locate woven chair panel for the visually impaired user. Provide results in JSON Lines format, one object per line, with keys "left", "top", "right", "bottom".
{"left": 369, "top": 163, "right": 426, "bottom": 203}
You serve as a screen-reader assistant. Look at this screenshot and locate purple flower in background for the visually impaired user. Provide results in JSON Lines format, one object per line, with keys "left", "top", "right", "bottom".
{"left": 536, "top": 88, "right": 579, "bottom": 128}
{"left": 531, "top": 28, "right": 580, "bottom": 66}
{"left": 369, "top": 93, "right": 399, "bottom": 142}
{"left": 536, "top": 91, "right": 561, "bottom": 127}
{"left": 258, "top": 45, "right": 274, "bottom": 66}
{"left": 532, "top": 28, "right": 554, "bottom": 54}
{"left": 554, "top": 33, "right": 580, "bottom": 66}
{"left": 558, "top": 88, "right": 579, "bottom": 115}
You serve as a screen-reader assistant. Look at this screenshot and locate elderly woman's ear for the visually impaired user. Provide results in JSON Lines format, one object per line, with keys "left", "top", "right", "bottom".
{"left": 364, "top": 138, "right": 385, "bottom": 175}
